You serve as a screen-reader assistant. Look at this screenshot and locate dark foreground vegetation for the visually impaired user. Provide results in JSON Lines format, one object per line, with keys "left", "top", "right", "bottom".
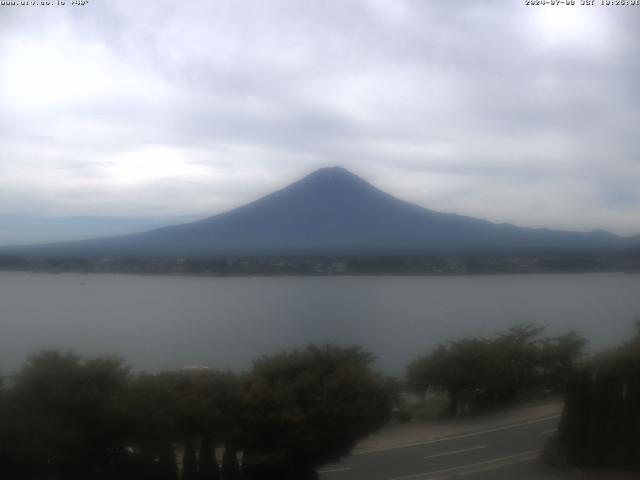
{"left": 1, "top": 323, "right": 639, "bottom": 478}
{"left": 406, "top": 324, "right": 586, "bottom": 417}
{"left": 0, "top": 346, "right": 390, "bottom": 480}
{"left": 546, "top": 323, "right": 640, "bottom": 472}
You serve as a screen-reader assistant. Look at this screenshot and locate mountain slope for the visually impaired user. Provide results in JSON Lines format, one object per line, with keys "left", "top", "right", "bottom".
{"left": 3, "top": 167, "right": 638, "bottom": 257}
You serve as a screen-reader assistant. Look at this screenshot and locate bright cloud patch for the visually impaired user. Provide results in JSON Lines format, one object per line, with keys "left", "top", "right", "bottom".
{"left": 0, "top": 0, "right": 638, "bottom": 243}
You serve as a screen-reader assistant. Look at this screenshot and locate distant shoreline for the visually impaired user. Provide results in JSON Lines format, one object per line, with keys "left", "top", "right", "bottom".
{"left": 1, "top": 268, "right": 637, "bottom": 279}
{"left": 1, "top": 251, "right": 639, "bottom": 277}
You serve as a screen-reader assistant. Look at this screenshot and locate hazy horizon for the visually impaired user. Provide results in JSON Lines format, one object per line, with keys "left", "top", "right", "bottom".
{"left": 3, "top": 165, "right": 640, "bottom": 248}
{"left": 1, "top": 1, "right": 640, "bottom": 245}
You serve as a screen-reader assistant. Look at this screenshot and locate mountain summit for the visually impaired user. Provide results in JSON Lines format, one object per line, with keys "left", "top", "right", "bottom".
{"left": 4, "top": 167, "right": 638, "bottom": 257}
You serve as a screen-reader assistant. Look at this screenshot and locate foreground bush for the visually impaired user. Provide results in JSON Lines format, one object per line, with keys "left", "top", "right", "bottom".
{"left": 551, "top": 325, "right": 640, "bottom": 471}
{"left": 0, "top": 345, "right": 390, "bottom": 480}
{"left": 406, "top": 324, "right": 586, "bottom": 416}
{"left": 242, "top": 346, "right": 390, "bottom": 479}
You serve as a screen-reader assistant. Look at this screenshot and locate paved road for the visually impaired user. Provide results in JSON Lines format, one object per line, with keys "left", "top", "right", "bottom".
{"left": 319, "top": 415, "right": 563, "bottom": 480}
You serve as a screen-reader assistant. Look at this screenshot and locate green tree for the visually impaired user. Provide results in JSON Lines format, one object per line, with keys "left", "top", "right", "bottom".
{"left": 494, "top": 323, "right": 546, "bottom": 399}
{"left": 407, "top": 340, "right": 504, "bottom": 416}
{"left": 8, "top": 351, "right": 131, "bottom": 479}
{"left": 183, "top": 437, "right": 198, "bottom": 480}
{"left": 242, "top": 345, "right": 390, "bottom": 479}
{"left": 126, "top": 373, "right": 181, "bottom": 480}
{"left": 540, "top": 331, "right": 587, "bottom": 391}
{"left": 406, "top": 324, "right": 583, "bottom": 416}
{"left": 0, "top": 375, "right": 10, "bottom": 472}
{"left": 553, "top": 324, "right": 640, "bottom": 470}
{"left": 128, "top": 369, "right": 240, "bottom": 480}
{"left": 221, "top": 443, "right": 240, "bottom": 480}
{"left": 198, "top": 432, "right": 220, "bottom": 480}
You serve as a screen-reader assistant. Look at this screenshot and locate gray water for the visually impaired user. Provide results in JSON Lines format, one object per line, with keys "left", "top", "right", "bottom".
{"left": 1, "top": 272, "right": 639, "bottom": 375}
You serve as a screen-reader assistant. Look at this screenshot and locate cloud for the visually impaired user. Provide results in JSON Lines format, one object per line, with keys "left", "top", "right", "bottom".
{"left": 0, "top": 0, "right": 638, "bottom": 242}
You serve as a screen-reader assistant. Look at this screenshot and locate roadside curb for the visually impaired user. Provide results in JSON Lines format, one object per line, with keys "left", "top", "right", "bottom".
{"left": 352, "top": 402, "right": 563, "bottom": 455}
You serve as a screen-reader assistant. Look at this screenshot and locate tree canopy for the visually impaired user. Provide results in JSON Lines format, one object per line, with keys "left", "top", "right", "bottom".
{"left": 0, "top": 345, "right": 390, "bottom": 480}
{"left": 407, "top": 324, "right": 586, "bottom": 416}
{"left": 553, "top": 323, "right": 640, "bottom": 471}
{"left": 242, "top": 346, "right": 390, "bottom": 479}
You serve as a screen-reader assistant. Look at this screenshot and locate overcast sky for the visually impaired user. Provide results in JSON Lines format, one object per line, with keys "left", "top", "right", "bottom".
{"left": 1, "top": 0, "right": 639, "bottom": 244}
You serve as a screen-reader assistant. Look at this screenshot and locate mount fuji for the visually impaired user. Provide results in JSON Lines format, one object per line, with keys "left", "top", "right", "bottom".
{"left": 3, "top": 167, "right": 638, "bottom": 258}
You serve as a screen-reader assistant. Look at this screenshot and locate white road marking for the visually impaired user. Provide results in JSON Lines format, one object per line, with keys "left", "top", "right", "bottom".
{"left": 353, "top": 415, "right": 560, "bottom": 455}
{"left": 458, "top": 450, "right": 539, "bottom": 476}
{"left": 319, "top": 467, "right": 352, "bottom": 474}
{"left": 386, "top": 450, "right": 540, "bottom": 480}
{"left": 423, "top": 444, "right": 488, "bottom": 460}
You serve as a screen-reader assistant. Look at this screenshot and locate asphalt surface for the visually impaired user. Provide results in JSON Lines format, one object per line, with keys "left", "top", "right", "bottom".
{"left": 319, "top": 415, "right": 564, "bottom": 480}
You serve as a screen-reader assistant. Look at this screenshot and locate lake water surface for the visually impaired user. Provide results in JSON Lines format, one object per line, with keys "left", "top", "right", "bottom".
{"left": 1, "top": 272, "right": 639, "bottom": 375}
